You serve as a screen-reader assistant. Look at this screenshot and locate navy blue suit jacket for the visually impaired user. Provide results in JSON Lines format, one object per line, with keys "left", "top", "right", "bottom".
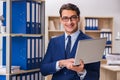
{"left": 40, "top": 31, "right": 100, "bottom": 80}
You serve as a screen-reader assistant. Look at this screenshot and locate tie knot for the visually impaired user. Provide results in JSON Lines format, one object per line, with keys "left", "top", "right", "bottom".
{"left": 67, "top": 35, "right": 71, "bottom": 40}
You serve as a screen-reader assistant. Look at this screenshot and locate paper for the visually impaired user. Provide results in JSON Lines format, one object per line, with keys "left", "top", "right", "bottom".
{"left": 106, "top": 53, "right": 120, "bottom": 65}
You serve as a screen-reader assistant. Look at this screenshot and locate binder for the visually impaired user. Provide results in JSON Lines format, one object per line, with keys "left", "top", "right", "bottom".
{"left": 32, "top": 2, "right": 35, "bottom": 23}
{"left": 34, "top": 38, "right": 37, "bottom": 68}
{"left": 38, "top": 3, "right": 41, "bottom": 24}
{"left": 108, "top": 32, "right": 112, "bottom": 44}
{"left": 38, "top": 3, "right": 41, "bottom": 34}
{"left": 27, "top": 37, "right": 31, "bottom": 69}
{"left": 27, "top": 75, "right": 30, "bottom": 80}
{"left": 27, "top": 2, "right": 30, "bottom": 22}
{"left": 92, "top": 19, "right": 96, "bottom": 30}
{"left": 35, "top": 38, "right": 39, "bottom": 67}
{"left": 35, "top": 73, "right": 38, "bottom": 80}
{"left": 31, "top": 2, "right": 36, "bottom": 34}
{"left": 89, "top": 18, "right": 93, "bottom": 30}
{"left": 95, "top": 19, "right": 98, "bottom": 30}
{"left": 28, "top": 37, "right": 33, "bottom": 69}
{"left": 11, "top": 76, "right": 16, "bottom": 80}
{"left": 31, "top": 74, "right": 34, "bottom": 80}
{"left": 26, "top": 2, "right": 31, "bottom": 34}
{"left": 17, "top": 76, "right": 20, "bottom": 80}
{"left": 21, "top": 76, "right": 25, "bottom": 80}
{"left": 36, "top": 2, "right": 39, "bottom": 23}
{"left": 35, "top": 2, "right": 39, "bottom": 34}
{"left": 38, "top": 37, "right": 42, "bottom": 63}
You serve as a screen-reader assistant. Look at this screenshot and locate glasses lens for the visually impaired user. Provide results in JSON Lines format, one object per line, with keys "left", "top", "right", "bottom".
{"left": 71, "top": 15, "right": 78, "bottom": 21}
{"left": 62, "top": 17, "right": 69, "bottom": 22}
{"left": 62, "top": 15, "right": 78, "bottom": 22}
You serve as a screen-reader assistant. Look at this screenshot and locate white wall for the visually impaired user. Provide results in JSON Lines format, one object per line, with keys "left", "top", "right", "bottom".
{"left": 46, "top": 0, "right": 120, "bottom": 53}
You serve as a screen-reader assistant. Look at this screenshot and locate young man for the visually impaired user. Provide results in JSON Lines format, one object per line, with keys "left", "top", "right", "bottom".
{"left": 40, "top": 3, "right": 100, "bottom": 80}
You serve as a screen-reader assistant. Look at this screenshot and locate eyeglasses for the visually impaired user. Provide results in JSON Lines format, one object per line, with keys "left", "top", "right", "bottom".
{"left": 61, "top": 15, "right": 78, "bottom": 22}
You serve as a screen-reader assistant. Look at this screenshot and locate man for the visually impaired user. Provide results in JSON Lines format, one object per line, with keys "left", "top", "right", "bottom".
{"left": 40, "top": 3, "right": 100, "bottom": 80}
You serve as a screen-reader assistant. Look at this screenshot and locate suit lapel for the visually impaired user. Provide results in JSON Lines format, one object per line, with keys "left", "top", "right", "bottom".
{"left": 58, "top": 34, "right": 66, "bottom": 59}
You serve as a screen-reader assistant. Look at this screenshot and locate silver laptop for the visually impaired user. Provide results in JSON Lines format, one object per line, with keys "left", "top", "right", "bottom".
{"left": 74, "top": 38, "right": 107, "bottom": 65}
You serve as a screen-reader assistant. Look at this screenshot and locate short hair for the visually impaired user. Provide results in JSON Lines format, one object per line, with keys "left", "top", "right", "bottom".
{"left": 59, "top": 3, "right": 80, "bottom": 17}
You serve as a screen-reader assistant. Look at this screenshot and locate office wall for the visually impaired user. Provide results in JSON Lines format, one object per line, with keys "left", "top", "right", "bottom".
{"left": 46, "top": 0, "right": 120, "bottom": 53}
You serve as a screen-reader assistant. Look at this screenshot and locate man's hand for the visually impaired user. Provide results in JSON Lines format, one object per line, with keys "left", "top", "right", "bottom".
{"left": 58, "top": 58, "right": 85, "bottom": 72}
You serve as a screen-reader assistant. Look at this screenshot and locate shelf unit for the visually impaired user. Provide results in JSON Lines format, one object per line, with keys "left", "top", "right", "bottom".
{"left": 48, "top": 16, "right": 113, "bottom": 59}
{"left": 48, "top": 16, "right": 64, "bottom": 39}
{"left": 0, "top": 0, "right": 45, "bottom": 80}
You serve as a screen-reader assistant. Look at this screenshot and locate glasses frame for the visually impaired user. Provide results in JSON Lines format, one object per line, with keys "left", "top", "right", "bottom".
{"left": 61, "top": 15, "right": 79, "bottom": 22}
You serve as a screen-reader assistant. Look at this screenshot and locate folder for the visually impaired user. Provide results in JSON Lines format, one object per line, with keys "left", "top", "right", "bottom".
{"left": 95, "top": 19, "right": 98, "bottom": 30}
{"left": 27, "top": 2, "right": 30, "bottom": 22}
{"left": 89, "top": 18, "right": 93, "bottom": 30}
{"left": 36, "top": 2, "right": 39, "bottom": 23}
{"left": 27, "top": 2, "right": 31, "bottom": 34}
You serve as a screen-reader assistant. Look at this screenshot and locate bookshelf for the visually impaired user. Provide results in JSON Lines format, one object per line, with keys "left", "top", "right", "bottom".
{"left": 0, "top": 0, "right": 45, "bottom": 80}
{"left": 48, "top": 16, "right": 64, "bottom": 39}
{"left": 48, "top": 16, "right": 113, "bottom": 58}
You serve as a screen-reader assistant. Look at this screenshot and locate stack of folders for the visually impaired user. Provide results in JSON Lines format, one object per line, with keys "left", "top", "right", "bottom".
{"left": 100, "top": 32, "right": 112, "bottom": 44}
{"left": 102, "top": 46, "right": 111, "bottom": 59}
{"left": 0, "top": 66, "right": 20, "bottom": 73}
{"left": 27, "top": 37, "right": 43, "bottom": 69}
{"left": 26, "top": 1, "right": 41, "bottom": 34}
{"left": 106, "top": 53, "right": 120, "bottom": 65}
{"left": 26, "top": 1, "right": 43, "bottom": 69}
{"left": 85, "top": 18, "right": 98, "bottom": 30}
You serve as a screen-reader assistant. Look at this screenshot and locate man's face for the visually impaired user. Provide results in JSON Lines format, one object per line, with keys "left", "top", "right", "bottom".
{"left": 60, "top": 10, "right": 80, "bottom": 35}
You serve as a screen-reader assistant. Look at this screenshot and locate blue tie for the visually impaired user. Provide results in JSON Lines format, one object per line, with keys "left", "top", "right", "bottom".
{"left": 65, "top": 36, "right": 71, "bottom": 58}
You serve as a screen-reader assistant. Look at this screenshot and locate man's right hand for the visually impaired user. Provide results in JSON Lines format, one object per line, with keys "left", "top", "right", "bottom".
{"left": 58, "top": 58, "right": 74, "bottom": 68}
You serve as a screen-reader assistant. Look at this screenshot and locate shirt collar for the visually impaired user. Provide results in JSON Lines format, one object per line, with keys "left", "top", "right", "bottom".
{"left": 65, "top": 30, "right": 80, "bottom": 40}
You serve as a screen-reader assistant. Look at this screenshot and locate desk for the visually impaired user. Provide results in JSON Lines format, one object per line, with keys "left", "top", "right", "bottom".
{"left": 100, "top": 64, "right": 120, "bottom": 80}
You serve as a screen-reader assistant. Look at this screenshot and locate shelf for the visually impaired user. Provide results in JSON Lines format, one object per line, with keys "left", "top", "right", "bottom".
{"left": 49, "top": 30, "right": 64, "bottom": 32}
{"left": 85, "top": 30, "right": 112, "bottom": 33}
{"left": 106, "top": 44, "right": 112, "bottom": 47}
{"left": 0, "top": 33, "right": 44, "bottom": 37}
{"left": 0, "top": 68, "right": 40, "bottom": 75}
{"left": 84, "top": 16, "right": 113, "bottom": 19}
{"left": 85, "top": 30, "right": 101, "bottom": 33}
